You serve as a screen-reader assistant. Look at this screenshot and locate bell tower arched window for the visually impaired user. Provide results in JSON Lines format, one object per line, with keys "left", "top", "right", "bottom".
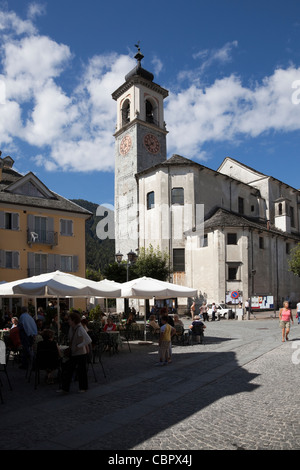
{"left": 122, "top": 99, "right": 130, "bottom": 126}
{"left": 145, "top": 99, "right": 159, "bottom": 126}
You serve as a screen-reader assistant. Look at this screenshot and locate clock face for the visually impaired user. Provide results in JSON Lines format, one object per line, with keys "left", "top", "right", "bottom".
{"left": 120, "top": 135, "right": 132, "bottom": 155}
{"left": 143, "top": 133, "right": 160, "bottom": 154}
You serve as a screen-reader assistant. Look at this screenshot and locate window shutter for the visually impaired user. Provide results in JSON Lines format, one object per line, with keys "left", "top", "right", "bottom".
{"left": 27, "top": 214, "right": 34, "bottom": 232}
{"left": 48, "top": 254, "right": 61, "bottom": 271}
{"left": 0, "top": 250, "right": 4, "bottom": 267}
{"left": 12, "top": 251, "right": 19, "bottom": 269}
{"left": 27, "top": 252, "right": 34, "bottom": 276}
{"left": 47, "top": 217, "right": 54, "bottom": 244}
{"left": 72, "top": 255, "right": 79, "bottom": 272}
{"left": 12, "top": 213, "right": 19, "bottom": 230}
{"left": 0, "top": 211, "right": 4, "bottom": 229}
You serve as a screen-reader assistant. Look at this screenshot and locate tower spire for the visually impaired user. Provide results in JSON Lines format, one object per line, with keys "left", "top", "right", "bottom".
{"left": 134, "top": 41, "right": 144, "bottom": 66}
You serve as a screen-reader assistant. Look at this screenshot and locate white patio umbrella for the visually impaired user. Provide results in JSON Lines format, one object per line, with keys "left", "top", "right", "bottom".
{"left": 96, "top": 279, "right": 123, "bottom": 312}
{"left": 120, "top": 276, "right": 197, "bottom": 341}
{"left": 0, "top": 271, "right": 122, "bottom": 298}
{"left": 0, "top": 271, "right": 122, "bottom": 333}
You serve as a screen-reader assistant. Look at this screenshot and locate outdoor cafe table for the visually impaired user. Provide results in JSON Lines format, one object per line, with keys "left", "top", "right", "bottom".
{"left": 0, "top": 329, "right": 10, "bottom": 341}
{"left": 99, "top": 331, "right": 121, "bottom": 354}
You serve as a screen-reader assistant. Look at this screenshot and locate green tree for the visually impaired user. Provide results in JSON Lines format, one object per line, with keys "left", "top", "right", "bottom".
{"left": 103, "top": 261, "right": 129, "bottom": 283}
{"left": 288, "top": 243, "right": 300, "bottom": 277}
{"left": 132, "top": 244, "right": 170, "bottom": 281}
{"left": 104, "top": 245, "right": 170, "bottom": 282}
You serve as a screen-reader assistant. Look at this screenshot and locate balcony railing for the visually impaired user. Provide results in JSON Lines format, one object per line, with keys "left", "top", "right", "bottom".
{"left": 27, "top": 229, "right": 58, "bottom": 247}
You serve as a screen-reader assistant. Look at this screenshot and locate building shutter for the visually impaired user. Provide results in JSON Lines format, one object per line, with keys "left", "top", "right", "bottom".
{"left": 27, "top": 252, "right": 35, "bottom": 276}
{"left": 0, "top": 211, "right": 4, "bottom": 229}
{"left": 72, "top": 255, "right": 79, "bottom": 272}
{"left": 12, "top": 213, "right": 19, "bottom": 230}
{"left": 47, "top": 217, "right": 54, "bottom": 244}
{"left": 12, "top": 251, "right": 19, "bottom": 269}
{"left": 0, "top": 249, "right": 4, "bottom": 267}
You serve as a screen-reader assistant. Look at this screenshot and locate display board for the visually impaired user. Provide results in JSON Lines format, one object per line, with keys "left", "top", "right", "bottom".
{"left": 250, "top": 295, "right": 274, "bottom": 309}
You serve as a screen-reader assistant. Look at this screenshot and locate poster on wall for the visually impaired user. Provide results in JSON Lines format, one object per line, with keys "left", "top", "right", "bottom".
{"left": 251, "top": 295, "right": 274, "bottom": 309}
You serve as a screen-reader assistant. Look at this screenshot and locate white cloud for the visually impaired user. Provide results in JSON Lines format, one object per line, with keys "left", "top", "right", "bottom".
{"left": 0, "top": 9, "right": 36, "bottom": 35}
{"left": 166, "top": 67, "right": 300, "bottom": 159}
{"left": 0, "top": 7, "right": 300, "bottom": 174}
{"left": 27, "top": 2, "right": 47, "bottom": 20}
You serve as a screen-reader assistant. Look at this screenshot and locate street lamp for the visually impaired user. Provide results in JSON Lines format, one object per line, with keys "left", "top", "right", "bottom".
{"left": 115, "top": 249, "right": 137, "bottom": 281}
{"left": 115, "top": 249, "right": 138, "bottom": 316}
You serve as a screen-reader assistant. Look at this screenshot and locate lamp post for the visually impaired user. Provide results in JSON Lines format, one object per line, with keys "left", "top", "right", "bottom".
{"left": 115, "top": 249, "right": 137, "bottom": 316}
{"left": 115, "top": 249, "right": 137, "bottom": 281}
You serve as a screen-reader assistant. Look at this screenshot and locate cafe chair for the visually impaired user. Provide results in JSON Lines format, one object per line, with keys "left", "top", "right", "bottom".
{"left": 0, "top": 340, "right": 13, "bottom": 404}
{"left": 86, "top": 344, "right": 99, "bottom": 382}
{"left": 33, "top": 347, "right": 62, "bottom": 390}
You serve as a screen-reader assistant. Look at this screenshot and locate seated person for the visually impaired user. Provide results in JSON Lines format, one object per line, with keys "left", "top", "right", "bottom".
{"left": 189, "top": 315, "right": 206, "bottom": 344}
{"left": 103, "top": 317, "right": 116, "bottom": 332}
{"left": 8, "top": 319, "right": 22, "bottom": 351}
{"left": 126, "top": 312, "right": 136, "bottom": 326}
{"left": 148, "top": 315, "right": 160, "bottom": 334}
{"left": 36, "top": 329, "right": 61, "bottom": 384}
{"left": 174, "top": 314, "right": 184, "bottom": 327}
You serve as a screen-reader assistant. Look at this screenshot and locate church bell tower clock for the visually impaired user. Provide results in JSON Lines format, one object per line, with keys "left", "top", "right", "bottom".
{"left": 112, "top": 46, "right": 169, "bottom": 257}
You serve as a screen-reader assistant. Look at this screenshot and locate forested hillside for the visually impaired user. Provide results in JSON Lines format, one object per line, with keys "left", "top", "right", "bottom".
{"left": 72, "top": 199, "right": 115, "bottom": 278}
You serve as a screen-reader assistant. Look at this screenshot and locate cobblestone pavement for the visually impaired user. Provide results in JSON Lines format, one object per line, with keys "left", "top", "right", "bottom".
{"left": 1, "top": 314, "right": 299, "bottom": 451}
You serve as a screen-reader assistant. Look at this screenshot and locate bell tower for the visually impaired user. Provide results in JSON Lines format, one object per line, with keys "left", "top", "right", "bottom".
{"left": 112, "top": 46, "right": 169, "bottom": 257}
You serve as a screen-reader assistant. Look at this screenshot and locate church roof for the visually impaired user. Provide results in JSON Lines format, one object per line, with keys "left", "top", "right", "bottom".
{"left": 185, "top": 207, "right": 300, "bottom": 241}
{"left": 125, "top": 48, "right": 154, "bottom": 82}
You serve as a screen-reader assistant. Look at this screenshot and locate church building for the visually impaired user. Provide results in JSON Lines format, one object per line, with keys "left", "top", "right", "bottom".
{"left": 113, "top": 49, "right": 300, "bottom": 312}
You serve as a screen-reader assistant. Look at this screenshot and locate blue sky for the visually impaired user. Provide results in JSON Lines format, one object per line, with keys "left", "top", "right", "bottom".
{"left": 1, "top": 0, "right": 300, "bottom": 207}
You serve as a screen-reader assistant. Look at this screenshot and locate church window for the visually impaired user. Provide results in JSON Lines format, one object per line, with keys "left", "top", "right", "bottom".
{"left": 278, "top": 203, "right": 283, "bottom": 215}
{"left": 145, "top": 100, "right": 154, "bottom": 124}
{"left": 227, "top": 233, "right": 237, "bottom": 245}
{"left": 290, "top": 206, "right": 295, "bottom": 227}
{"left": 147, "top": 191, "right": 155, "bottom": 210}
{"left": 122, "top": 99, "right": 130, "bottom": 126}
{"left": 173, "top": 248, "right": 185, "bottom": 272}
{"left": 171, "top": 187, "right": 184, "bottom": 205}
{"left": 259, "top": 236, "right": 264, "bottom": 249}
{"left": 228, "top": 266, "right": 238, "bottom": 280}
{"left": 238, "top": 197, "right": 244, "bottom": 214}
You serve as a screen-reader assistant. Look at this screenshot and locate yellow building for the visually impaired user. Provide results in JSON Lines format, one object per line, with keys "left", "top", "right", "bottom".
{"left": 0, "top": 154, "right": 91, "bottom": 313}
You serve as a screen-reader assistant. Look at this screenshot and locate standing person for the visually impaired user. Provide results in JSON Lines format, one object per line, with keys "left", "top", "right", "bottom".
{"left": 190, "top": 301, "right": 196, "bottom": 321}
{"left": 156, "top": 315, "right": 175, "bottom": 366}
{"left": 245, "top": 299, "right": 250, "bottom": 319}
{"left": 18, "top": 306, "right": 37, "bottom": 369}
{"left": 279, "top": 301, "right": 294, "bottom": 342}
{"left": 211, "top": 303, "right": 217, "bottom": 321}
{"left": 200, "top": 302, "right": 208, "bottom": 322}
{"left": 296, "top": 300, "right": 300, "bottom": 325}
{"left": 59, "top": 311, "right": 92, "bottom": 393}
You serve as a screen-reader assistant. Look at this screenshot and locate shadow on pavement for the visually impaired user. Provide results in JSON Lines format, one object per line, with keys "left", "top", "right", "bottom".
{"left": 0, "top": 341, "right": 260, "bottom": 450}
